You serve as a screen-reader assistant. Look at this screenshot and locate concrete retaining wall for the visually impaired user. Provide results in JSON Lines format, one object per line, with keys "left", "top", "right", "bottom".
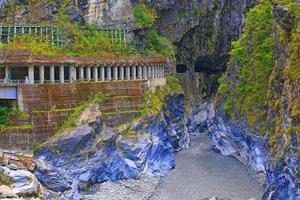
{"left": 1, "top": 81, "right": 146, "bottom": 151}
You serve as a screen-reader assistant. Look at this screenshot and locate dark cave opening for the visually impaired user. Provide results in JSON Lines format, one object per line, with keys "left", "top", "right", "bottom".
{"left": 194, "top": 55, "right": 228, "bottom": 73}
{"left": 176, "top": 64, "right": 188, "bottom": 73}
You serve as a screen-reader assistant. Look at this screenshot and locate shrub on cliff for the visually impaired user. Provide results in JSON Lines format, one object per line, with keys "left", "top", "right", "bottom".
{"left": 218, "top": 0, "right": 274, "bottom": 133}
{"left": 132, "top": 3, "right": 156, "bottom": 28}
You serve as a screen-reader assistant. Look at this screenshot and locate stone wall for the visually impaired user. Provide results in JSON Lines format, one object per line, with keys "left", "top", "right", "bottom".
{"left": 18, "top": 81, "right": 145, "bottom": 112}
{"left": 0, "top": 127, "right": 34, "bottom": 151}
{"left": 1, "top": 81, "right": 146, "bottom": 151}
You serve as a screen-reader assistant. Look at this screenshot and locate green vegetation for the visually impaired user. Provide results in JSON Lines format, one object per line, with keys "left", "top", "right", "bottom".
{"left": 0, "top": 107, "right": 30, "bottom": 127}
{"left": 132, "top": 3, "right": 156, "bottom": 28}
{"left": 2, "top": 23, "right": 138, "bottom": 57}
{"left": 218, "top": 0, "right": 274, "bottom": 133}
{"left": 132, "top": 3, "right": 175, "bottom": 57}
{"left": 0, "top": 106, "right": 11, "bottom": 125}
{"left": 192, "top": 0, "right": 203, "bottom": 16}
{"left": 0, "top": 171, "right": 13, "bottom": 186}
{"left": 145, "top": 29, "right": 175, "bottom": 57}
{"left": 1, "top": 1, "right": 174, "bottom": 57}
{"left": 56, "top": 92, "right": 106, "bottom": 135}
{"left": 217, "top": 0, "right": 300, "bottom": 162}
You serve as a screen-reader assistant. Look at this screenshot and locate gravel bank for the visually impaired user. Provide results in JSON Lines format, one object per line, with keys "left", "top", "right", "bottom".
{"left": 83, "top": 175, "right": 161, "bottom": 200}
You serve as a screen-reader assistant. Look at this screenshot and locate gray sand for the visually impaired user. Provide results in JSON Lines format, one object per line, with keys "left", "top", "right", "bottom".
{"left": 151, "top": 134, "right": 263, "bottom": 200}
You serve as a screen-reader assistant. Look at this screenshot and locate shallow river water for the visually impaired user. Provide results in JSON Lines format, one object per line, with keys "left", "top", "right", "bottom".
{"left": 151, "top": 134, "right": 263, "bottom": 200}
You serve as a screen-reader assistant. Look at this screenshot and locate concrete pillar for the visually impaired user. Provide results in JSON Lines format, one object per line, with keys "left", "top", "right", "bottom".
{"left": 138, "top": 66, "right": 142, "bottom": 80}
{"left": 93, "top": 66, "right": 98, "bottom": 82}
{"left": 5, "top": 65, "right": 11, "bottom": 80}
{"left": 147, "top": 65, "right": 151, "bottom": 79}
{"left": 50, "top": 65, "right": 55, "bottom": 83}
{"left": 132, "top": 66, "right": 136, "bottom": 80}
{"left": 69, "top": 65, "right": 76, "bottom": 83}
{"left": 80, "top": 66, "right": 84, "bottom": 81}
{"left": 126, "top": 66, "right": 130, "bottom": 80}
{"left": 39, "top": 65, "right": 44, "bottom": 83}
{"left": 113, "top": 66, "right": 118, "bottom": 80}
{"left": 59, "top": 65, "right": 64, "bottom": 83}
{"left": 107, "top": 66, "right": 111, "bottom": 80}
{"left": 86, "top": 66, "right": 91, "bottom": 81}
{"left": 151, "top": 65, "right": 155, "bottom": 79}
{"left": 100, "top": 66, "right": 105, "bottom": 81}
{"left": 120, "top": 66, "right": 124, "bottom": 80}
{"left": 158, "top": 65, "right": 162, "bottom": 78}
{"left": 28, "top": 65, "right": 34, "bottom": 84}
{"left": 143, "top": 65, "right": 147, "bottom": 80}
{"left": 162, "top": 65, "right": 165, "bottom": 77}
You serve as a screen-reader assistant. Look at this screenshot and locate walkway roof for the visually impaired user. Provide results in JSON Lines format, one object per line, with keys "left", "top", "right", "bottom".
{"left": 0, "top": 50, "right": 166, "bottom": 66}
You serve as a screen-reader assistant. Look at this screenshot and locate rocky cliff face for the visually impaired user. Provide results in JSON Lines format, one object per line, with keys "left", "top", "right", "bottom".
{"left": 34, "top": 93, "right": 187, "bottom": 200}
{"left": 190, "top": 1, "right": 300, "bottom": 199}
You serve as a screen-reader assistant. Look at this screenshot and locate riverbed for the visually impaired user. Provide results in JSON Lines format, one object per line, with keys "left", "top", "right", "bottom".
{"left": 151, "top": 134, "right": 263, "bottom": 200}
{"left": 84, "top": 134, "right": 263, "bottom": 200}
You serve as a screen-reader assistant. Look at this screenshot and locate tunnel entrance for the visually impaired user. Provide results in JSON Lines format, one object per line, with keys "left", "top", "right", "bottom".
{"left": 194, "top": 55, "right": 228, "bottom": 73}
{"left": 176, "top": 64, "right": 187, "bottom": 73}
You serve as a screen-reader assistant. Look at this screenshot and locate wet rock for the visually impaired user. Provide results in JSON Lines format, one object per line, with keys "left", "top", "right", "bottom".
{"left": 0, "top": 185, "right": 17, "bottom": 198}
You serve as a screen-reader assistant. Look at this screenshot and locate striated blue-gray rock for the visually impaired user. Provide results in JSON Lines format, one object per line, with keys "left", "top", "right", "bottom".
{"left": 163, "top": 93, "right": 189, "bottom": 151}
{"left": 0, "top": 166, "right": 42, "bottom": 198}
{"left": 187, "top": 102, "right": 300, "bottom": 200}
{"left": 34, "top": 94, "right": 186, "bottom": 200}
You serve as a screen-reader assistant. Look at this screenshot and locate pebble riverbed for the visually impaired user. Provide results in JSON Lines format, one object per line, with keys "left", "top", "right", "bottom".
{"left": 84, "top": 134, "right": 263, "bottom": 200}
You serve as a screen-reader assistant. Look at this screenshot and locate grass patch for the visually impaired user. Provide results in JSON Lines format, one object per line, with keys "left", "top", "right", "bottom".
{"left": 0, "top": 171, "right": 13, "bottom": 186}
{"left": 55, "top": 92, "right": 106, "bottom": 135}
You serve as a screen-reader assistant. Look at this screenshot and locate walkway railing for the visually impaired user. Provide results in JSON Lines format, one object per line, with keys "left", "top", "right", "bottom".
{"left": 0, "top": 79, "right": 26, "bottom": 84}
{"left": 0, "top": 25, "right": 133, "bottom": 49}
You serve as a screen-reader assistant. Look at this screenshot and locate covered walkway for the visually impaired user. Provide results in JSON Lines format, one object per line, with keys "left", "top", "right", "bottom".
{"left": 0, "top": 50, "right": 166, "bottom": 84}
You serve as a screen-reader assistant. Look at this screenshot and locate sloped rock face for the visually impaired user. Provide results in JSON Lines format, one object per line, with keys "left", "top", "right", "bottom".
{"left": 34, "top": 94, "right": 185, "bottom": 200}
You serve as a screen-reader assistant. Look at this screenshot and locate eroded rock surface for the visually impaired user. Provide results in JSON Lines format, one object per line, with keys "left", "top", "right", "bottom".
{"left": 34, "top": 94, "right": 185, "bottom": 200}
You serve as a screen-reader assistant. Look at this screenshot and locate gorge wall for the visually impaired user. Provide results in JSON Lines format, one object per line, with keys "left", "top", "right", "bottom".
{"left": 1, "top": 0, "right": 299, "bottom": 199}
